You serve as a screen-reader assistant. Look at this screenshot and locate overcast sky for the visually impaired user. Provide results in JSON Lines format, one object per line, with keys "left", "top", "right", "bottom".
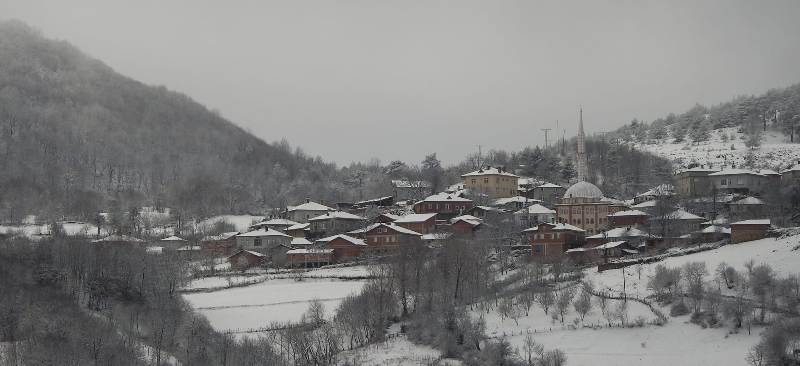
{"left": 3, "top": 0, "right": 800, "bottom": 165}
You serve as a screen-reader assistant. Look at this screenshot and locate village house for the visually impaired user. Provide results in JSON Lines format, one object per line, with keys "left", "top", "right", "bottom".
{"left": 227, "top": 249, "right": 266, "bottom": 270}
{"left": 674, "top": 166, "right": 718, "bottom": 197}
{"left": 709, "top": 168, "right": 769, "bottom": 195}
{"left": 236, "top": 228, "right": 292, "bottom": 252}
{"left": 352, "top": 196, "right": 394, "bottom": 209}
{"left": 199, "top": 231, "right": 239, "bottom": 255}
{"left": 284, "top": 223, "right": 310, "bottom": 238}
{"left": 450, "top": 215, "right": 483, "bottom": 237}
{"left": 250, "top": 218, "right": 300, "bottom": 232}
{"left": 513, "top": 204, "right": 556, "bottom": 227}
{"left": 290, "top": 237, "right": 313, "bottom": 248}
{"left": 633, "top": 184, "right": 674, "bottom": 204}
{"left": 286, "top": 248, "right": 334, "bottom": 268}
{"left": 364, "top": 223, "right": 422, "bottom": 253}
{"left": 532, "top": 183, "right": 566, "bottom": 206}
{"left": 555, "top": 181, "right": 625, "bottom": 236}
{"left": 524, "top": 222, "right": 585, "bottom": 258}
{"left": 695, "top": 225, "right": 731, "bottom": 243}
{"left": 781, "top": 162, "right": 800, "bottom": 183}
{"left": 586, "top": 226, "right": 651, "bottom": 249}
{"left": 462, "top": 166, "right": 520, "bottom": 199}
{"left": 92, "top": 234, "right": 146, "bottom": 246}
{"left": 394, "top": 213, "right": 438, "bottom": 234}
{"left": 159, "top": 235, "right": 187, "bottom": 250}
{"left": 391, "top": 180, "right": 431, "bottom": 201}
{"left": 492, "top": 195, "right": 541, "bottom": 211}
{"left": 468, "top": 205, "right": 506, "bottom": 219}
{"left": 286, "top": 199, "right": 335, "bottom": 223}
{"left": 607, "top": 210, "right": 649, "bottom": 229}
{"left": 316, "top": 234, "right": 367, "bottom": 261}
{"left": 728, "top": 196, "right": 766, "bottom": 220}
{"left": 730, "top": 219, "right": 771, "bottom": 244}
{"left": 517, "top": 177, "right": 543, "bottom": 199}
{"left": 412, "top": 193, "right": 473, "bottom": 221}
{"left": 308, "top": 211, "right": 365, "bottom": 238}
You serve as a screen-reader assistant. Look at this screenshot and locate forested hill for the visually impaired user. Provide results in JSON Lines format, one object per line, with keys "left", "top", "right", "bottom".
{"left": 0, "top": 20, "right": 351, "bottom": 221}
{"left": 610, "top": 83, "right": 800, "bottom": 144}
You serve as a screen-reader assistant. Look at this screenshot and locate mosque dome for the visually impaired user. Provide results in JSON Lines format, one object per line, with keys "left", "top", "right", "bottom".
{"left": 563, "top": 181, "right": 603, "bottom": 199}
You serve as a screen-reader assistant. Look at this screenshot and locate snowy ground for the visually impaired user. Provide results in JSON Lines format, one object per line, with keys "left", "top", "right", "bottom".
{"left": 337, "top": 335, "right": 460, "bottom": 366}
{"left": 195, "top": 215, "right": 265, "bottom": 233}
{"left": 483, "top": 234, "right": 800, "bottom": 366}
{"left": 631, "top": 127, "right": 800, "bottom": 170}
{"left": 183, "top": 272, "right": 367, "bottom": 332}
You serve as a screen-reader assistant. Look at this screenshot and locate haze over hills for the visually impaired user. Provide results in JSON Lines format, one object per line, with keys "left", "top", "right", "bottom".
{"left": 0, "top": 20, "right": 349, "bottom": 220}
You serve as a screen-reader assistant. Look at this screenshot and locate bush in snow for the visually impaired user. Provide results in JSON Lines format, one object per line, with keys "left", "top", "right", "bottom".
{"left": 670, "top": 301, "right": 690, "bottom": 317}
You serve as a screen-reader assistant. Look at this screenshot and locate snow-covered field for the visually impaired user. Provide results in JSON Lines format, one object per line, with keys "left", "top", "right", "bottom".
{"left": 487, "top": 234, "right": 800, "bottom": 366}
{"left": 337, "top": 335, "right": 458, "bottom": 366}
{"left": 196, "top": 215, "right": 265, "bottom": 233}
{"left": 632, "top": 127, "right": 800, "bottom": 170}
{"left": 183, "top": 275, "right": 366, "bottom": 332}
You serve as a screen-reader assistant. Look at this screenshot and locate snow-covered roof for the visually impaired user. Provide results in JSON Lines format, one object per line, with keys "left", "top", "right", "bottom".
{"left": 450, "top": 214, "right": 482, "bottom": 224}
{"left": 631, "top": 200, "right": 657, "bottom": 208}
{"left": 609, "top": 209, "right": 649, "bottom": 217}
{"left": 369, "top": 223, "right": 422, "bottom": 236}
{"left": 145, "top": 246, "right": 163, "bottom": 254}
{"left": 200, "top": 231, "right": 239, "bottom": 241}
{"left": 678, "top": 166, "right": 719, "bottom": 173}
{"left": 671, "top": 209, "right": 705, "bottom": 221}
{"left": 474, "top": 205, "right": 504, "bottom": 212}
{"left": 418, "top": 193, "right": 472, "bottom": 203}
{"left": 523, "top": 222, "right": 585, "bottom": 233}
{"left": 92, "top": 234, "right": 145, "bottom": 243}
{"left": 563, "top": 181, "right": 603, "bottom": 199}
{"left": 730, "top": 196, "right": 765, "bottom": 205}
{"left": 781, "top": 164, "right": 800, "bottom": 174}
{"left": 461, "top": 166, "right": 519, "bottom": 178}
{"left": 708, "top": 169, "right": 765, "bottom": 177}
{"left": 286, "top": 223, "right": 310, "bottom": 231}
{"left": 452, "top": 218, "right": 482, "bottom": 227}
{"left": 565, "top": 247, "right": 589, "bottom": 253}
{"left": 730, "top": 219, "right": 771, "bottom": 226}
{"left": 635, "top": 184, "right": 674, "bottom": 198}
{"left": 237, "top": 228, "right": 291, "bottom": 238}
{"left": 308, "top": 211, "right": 365, "bottom": 221}
{"left": 701, "top": 218, "right": 729, "bottom": 225}
{"left": 391, "top": 180, "right": 430, "bottom": 188}
{"left": 286, "top": 248, "right": 334, "bottom": 255}
{"left": 587, "top": 227, "right": 649, "bottom": 239}
{"left": 758, "top": 169, "right": 781, "bottom": 176}
{"left": 492, "top": 196, "right": 540, "bottom": 206}
{"left": 291, "top": 237, "right": 313, "bottom": 246}
{"left": 253, "top": 218, "right": 300, "bottom": 227}
{"left": 316, "top": 234, "right": 367, "bottom": 246}
{"left": 160, "top": 235, "right": 186, "bottom": 241}
{"left": 421, "top": 232, "right": 452, "bottom": 241}
{"left": 287, "top": 201, "right": 335, "bottom": 212}
{"left": 515, "top": 204, "right": 556, "bottom": 215}
{"left": 176, "top": 245, "right": 201, "bottom": 251}
{"left": 700, "top": 225, "right": 731, "bottom": 234}
{"left": 593, "top": 241, "right": 627, "bottom": 250}
{"left": 536, "top": 183, "right": 563, "bottom": 188}
{"left": 228, "top": 249, "right": 266, "bottom": 258}
{"left": 394, "top": 213, "right": 437, "bottom": 223}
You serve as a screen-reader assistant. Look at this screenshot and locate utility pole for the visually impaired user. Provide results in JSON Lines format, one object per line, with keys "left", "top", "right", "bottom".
{"left": 541, "top": 128, "right": 552, "bottom": 149}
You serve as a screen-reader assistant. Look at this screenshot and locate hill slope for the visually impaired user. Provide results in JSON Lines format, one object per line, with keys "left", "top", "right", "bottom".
{"left": 0, "top": 20, "right": 346, "bottom": 221}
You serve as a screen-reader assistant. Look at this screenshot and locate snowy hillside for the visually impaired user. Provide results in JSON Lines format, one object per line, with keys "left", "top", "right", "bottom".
{"left": 630, "top": 127, "right": 800, "bottom": 171}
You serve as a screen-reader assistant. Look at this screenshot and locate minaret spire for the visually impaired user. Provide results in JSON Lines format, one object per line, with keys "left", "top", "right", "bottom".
{"left": 576, "top": 107, "right": 589, "bottom": 182}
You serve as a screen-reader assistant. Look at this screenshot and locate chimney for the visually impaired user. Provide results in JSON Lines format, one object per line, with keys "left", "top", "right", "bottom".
{"left": 306, "top": 197, "right": 310, "bottom": 203}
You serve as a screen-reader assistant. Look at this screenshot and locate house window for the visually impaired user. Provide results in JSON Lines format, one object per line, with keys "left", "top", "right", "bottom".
{"left": 471, "top": 179, "right": 476, "bottom": 184}
{"left": 254, "top": 238, "right": 262, "bottom": 247}
{"left": 534, "top": 244, "right": 543, "bottom": 253}
{"left": 720, "top": 179, "right": 727, "bottom": 186}
{"left": 484, "top": 178, "right": 489, "bottom": 183}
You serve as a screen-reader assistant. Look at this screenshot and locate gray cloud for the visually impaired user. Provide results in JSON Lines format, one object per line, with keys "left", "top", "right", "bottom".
{"left": 3, "top": 0, "right": 800, "bottom": 164}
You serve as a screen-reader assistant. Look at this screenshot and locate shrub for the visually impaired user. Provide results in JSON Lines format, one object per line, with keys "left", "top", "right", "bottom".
{"left": 670, "top": 301, "right": 690, "bottom": 317}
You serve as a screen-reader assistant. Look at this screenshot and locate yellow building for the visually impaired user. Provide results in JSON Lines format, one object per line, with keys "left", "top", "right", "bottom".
{"left": 462, "top": 166, "right": 519, "bottom": 199}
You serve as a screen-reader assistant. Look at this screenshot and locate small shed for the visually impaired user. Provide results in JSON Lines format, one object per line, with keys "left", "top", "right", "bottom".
{"left": 286, "top": 249, "right": 334, "bottom": 267}
{"left": 730, "top": 219, "right": 771, "bottom": 244}
{"left": 227, "top": 249, "right": 265, "bottom": 270}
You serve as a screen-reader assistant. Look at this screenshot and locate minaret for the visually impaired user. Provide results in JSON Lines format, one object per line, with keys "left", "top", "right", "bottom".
{"left": 576, "top": 108, "right": 589, "bottom": 182}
